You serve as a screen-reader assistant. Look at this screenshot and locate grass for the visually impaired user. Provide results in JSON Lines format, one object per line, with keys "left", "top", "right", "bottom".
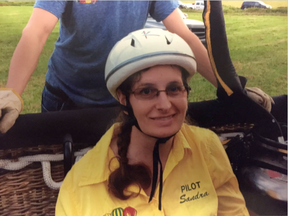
{"left": 0, "top": 4, "right": 287, "bottom": 113}
{"left": 222, "top": 1, "right": 287, "bottom": 9}
{"left": 185, "top": 9, "right": 287, "bottom": 102}
{"left": 0, "top": 1, "right": 34, "bottom": 6}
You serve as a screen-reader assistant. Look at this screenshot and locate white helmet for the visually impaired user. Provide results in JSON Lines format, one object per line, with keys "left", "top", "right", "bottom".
{"left": 105, "top": 28, "right": 197, "bottom": 99}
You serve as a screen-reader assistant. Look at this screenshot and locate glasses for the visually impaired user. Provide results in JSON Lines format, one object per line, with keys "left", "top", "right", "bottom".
{"left": 130, "top": 84, "right": 191, "bottom": 100}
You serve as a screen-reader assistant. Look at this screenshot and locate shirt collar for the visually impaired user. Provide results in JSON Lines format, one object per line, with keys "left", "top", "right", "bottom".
{"left": 163, "top": 124, "right": 192, "bottom": 180}
{"left": 79, "top": 123, "right": 192, "bottom": 187}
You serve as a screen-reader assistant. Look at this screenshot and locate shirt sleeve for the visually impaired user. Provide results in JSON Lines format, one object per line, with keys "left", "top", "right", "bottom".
{"left": 206, "top": 132, "right": 249, "bottom": 216}
{"left": 34, "top": 0, "right": 67, "bottom": 19}
{"left": 149, "top": 1, "right": 178, "bottom": 22}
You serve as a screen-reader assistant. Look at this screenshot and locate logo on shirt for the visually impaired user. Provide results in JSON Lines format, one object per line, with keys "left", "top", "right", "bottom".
{"left": 78, "top": 0, "right": 97, "bottom": 3}
{"left": 103, "top": 206, "right": 137, "bottom": 216}
{"left": 180, "top": 181, "right": 209, "bottom": 204}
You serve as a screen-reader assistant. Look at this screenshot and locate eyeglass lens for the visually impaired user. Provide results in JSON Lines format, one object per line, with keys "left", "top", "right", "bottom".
{"left": 132, "top": 84, "right": 190, "bottom": 100}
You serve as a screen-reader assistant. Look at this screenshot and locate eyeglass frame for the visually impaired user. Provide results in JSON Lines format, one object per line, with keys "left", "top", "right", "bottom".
{"left": 129, "top": 85, "right": 191, "bottom": 100}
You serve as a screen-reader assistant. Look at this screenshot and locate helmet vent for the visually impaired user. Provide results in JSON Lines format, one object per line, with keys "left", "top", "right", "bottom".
{"left": 165, "top": 36, "right": 171, "bottom": 45}
{"left": 131, "top": 39, "right": 135, "bottom": 47}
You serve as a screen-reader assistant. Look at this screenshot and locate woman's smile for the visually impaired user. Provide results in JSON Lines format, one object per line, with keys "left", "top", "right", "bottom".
{"left": 125, "top": 65, "right": 188, "bottom": 138}
{"left": 151, "top": 114, "right": 175, "bottom": 120}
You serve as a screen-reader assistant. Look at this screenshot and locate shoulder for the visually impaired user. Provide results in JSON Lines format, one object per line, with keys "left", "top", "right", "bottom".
{"left": 180, "top": 123, "right": 219, "bottom": 142}
{"left": 179, "top": 123, "right": 224, "bottom": 160}
{"left": 150, "top": 1, "right": 178, "bottom": 21}
{"left": 34, "top": 0, "right": 68, "bottom": 19}
{"left": 61, "top": 144, "right": 99, "bottom": 191}
{"left": 61, "top": 124, "right": 117, "bottom": 189}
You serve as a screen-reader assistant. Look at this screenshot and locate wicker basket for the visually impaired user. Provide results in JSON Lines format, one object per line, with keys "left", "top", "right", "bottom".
{"left": 0, "top": 143, "right": 91, "bottom": 216}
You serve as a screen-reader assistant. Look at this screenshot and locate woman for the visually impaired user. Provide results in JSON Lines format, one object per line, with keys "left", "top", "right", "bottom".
{"left": 56, "top": 29, "right": 249, "bottom": 216}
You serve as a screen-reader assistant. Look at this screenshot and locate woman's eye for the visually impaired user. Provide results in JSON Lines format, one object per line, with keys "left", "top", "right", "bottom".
{"left": 168, "top": 85, "right": 181, "bottom": 92}
{"left": 140, "top": 88, "right": 153, "bottom": 95}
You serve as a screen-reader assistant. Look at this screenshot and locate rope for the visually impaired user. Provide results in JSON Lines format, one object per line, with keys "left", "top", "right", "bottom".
{"left": 0, "top": 148, "right": 92, "bottom": 189}
{"left": 0, "top": 154, "right": 63, "bottom": 170}
{"left": 42, "top": 161, "right": 63, "bottom": 190}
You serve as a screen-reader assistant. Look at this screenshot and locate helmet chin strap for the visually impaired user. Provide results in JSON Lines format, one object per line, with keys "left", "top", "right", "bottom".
{"left": 121, "top": 98, "right": 176, "bottom": 211}
{"left": 149, "top": 136, "right": 172, "bottom": 211}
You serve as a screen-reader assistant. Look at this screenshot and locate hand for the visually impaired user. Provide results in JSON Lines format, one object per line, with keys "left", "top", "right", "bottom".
{"left": 0, "top": 89, "right": 23, "bottom": 133}
{"left": 246, "top": 87, "right": 275, "bottom": 112}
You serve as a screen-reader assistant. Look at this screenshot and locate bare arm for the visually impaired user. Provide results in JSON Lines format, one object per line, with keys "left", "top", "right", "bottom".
{"left": 163, "top": 8, "right": 217, "bottom": 87}
{"left": 6, "top": 8, "right": 59, "bottom": 95}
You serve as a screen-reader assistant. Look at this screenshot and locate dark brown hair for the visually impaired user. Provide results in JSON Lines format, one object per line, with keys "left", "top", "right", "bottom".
{"left": 108, "top": 66, "right": 189, "bottom": 199}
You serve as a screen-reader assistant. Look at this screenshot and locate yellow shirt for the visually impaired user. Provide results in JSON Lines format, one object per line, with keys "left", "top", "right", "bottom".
{"left": 56, "top": 123, "right": 249, "bottom": 216}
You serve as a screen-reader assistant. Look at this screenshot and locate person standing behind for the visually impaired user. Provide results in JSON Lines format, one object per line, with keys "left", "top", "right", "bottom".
{"left": 0, "top": 1, "right": 217, "bottom": 133}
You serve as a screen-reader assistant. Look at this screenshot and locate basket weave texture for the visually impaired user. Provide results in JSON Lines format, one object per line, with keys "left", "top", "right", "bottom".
{"left": 0, "top": 143, "right": 91, "bottom": 216}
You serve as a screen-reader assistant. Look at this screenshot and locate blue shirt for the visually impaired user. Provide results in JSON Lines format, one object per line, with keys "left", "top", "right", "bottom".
{"left": 34, "top": 1, "right": 178, "bottom": 106}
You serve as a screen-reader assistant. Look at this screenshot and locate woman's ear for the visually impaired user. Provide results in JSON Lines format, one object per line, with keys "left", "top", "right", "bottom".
{"left": 117, "top": 90, "right": 129, "bottom": 115}
{"left": 117, "top": 89, "right": 127, "bottom": 106}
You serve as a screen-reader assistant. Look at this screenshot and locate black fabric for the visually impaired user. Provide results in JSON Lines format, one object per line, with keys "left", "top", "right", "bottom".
{"left": 188, "top": 95, "right": 287, "bottom": 128}
{"left": 0, "top": 106, "right": 120, "bottom": 150}
{"left": 271, "top": 95, "right": 287, "bottom": 124}
{"left": 203, "top": 1, "right": 243, "bottom": 95}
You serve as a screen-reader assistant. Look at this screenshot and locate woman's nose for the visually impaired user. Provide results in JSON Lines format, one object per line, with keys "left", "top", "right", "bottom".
{"left": 155, "top": 92, "right": 172, "bottom": 110}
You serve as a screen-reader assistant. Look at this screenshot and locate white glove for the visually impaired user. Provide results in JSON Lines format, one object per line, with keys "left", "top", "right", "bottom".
{"left": 0, "top": 88, "right": 23, "bottom": 133}
{"left": 246, "top": 87, "right": 275, "bottom": 112}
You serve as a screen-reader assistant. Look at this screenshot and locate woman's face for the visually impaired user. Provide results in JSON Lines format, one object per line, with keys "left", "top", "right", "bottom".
{"left": 119, "top": 65, "right": 188, "bottom": 138}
